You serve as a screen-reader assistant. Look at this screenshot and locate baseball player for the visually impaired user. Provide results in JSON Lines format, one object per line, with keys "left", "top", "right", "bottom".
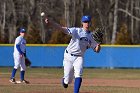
{"left": 9, "top": 28, "right": 29, "bottom": 84}
{"left": 45, "top": 15, "right": 101, "bottom": 93}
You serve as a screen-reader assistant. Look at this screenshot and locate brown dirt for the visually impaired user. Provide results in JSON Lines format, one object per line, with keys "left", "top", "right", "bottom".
{"left": 1, "top": 78, "right": 140, "bottom": 88}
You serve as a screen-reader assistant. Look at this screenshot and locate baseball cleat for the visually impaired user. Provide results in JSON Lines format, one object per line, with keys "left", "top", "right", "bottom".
{"left": 9, "top": 78, "right": 16, "bottom": 84}
{"left": 16, "top": 80, "right": 30, "bottom": 84}
{"left": 62, "top": 78, "right": 68, "bottom": 88}
{"left": 63, "top": 83, "right": 68, "bottom": 88}
{"left": 21, "top": 80, "right": 30, "bottom": 84}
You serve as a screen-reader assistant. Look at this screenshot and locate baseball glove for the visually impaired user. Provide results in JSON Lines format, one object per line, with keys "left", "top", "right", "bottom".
{"left": 25, "top": 57, "right": 31, "bottom": 67}
{"left": 92, "top": 28, "right": 104, "bottom": 44}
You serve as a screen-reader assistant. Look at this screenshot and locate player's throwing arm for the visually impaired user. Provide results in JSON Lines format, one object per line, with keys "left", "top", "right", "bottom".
{"left": 45, "top": 18, "right": 69, "bottom": 34}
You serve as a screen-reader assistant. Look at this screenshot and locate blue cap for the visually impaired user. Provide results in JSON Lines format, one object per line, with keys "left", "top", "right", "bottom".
{"left": 19, "top": 28, "right": 26, "bottom": 33}
{"left": 81, "top": 16, "right": 91, "bottom": 22}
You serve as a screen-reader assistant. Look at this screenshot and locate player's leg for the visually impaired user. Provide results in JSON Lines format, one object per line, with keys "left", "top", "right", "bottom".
{"left": 10, "top": 68, "right": 17, "bottom": 83}
{"left": 63, "top": 67, "right": 74, "bottom": 86}
{"left": 19, "top": 57, "right": 29, "bottom": 84}
{"left": 68, "top": 68, "right": 74, "bottom": 84}
{"left": 62, "top": 53, "right": 74, "bottom": 88}
{"left": 63, "top": 60, "right": 73, "bottom": 88}
{"left": 10, "top": 55, "right": 20, "bottom": 83}
{"left": 20, "top": 56, "right": 26, "bottom": 80}
{"left": 73, "top": 56, "right": 83, "bottom": 93}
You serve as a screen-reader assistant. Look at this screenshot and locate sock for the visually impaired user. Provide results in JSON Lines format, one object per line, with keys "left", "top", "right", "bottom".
{"left": 62, "top": 78, "right": 65, "bottom": 84}
{"left": 74, "top": 77, "right": 82, "bottom": 93}
{"left": 11, "top": 68, "right": 17, "bottom": 79}
{"left": 20, "top": 71, "right": 25, "bottom": 80}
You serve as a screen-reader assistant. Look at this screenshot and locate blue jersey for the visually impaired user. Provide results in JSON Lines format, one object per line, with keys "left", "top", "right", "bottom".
{"left": 65, "top": 27, "right": 98, "bottom": 56}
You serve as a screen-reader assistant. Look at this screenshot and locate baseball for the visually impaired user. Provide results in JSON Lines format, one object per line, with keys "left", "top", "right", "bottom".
{"left": 41, "top": 12, "right": 45, "bottom": 16}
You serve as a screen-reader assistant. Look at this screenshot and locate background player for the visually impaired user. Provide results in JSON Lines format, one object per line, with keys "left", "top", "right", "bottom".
{"left": 9, "top": 28, "right": 29, "bottom": 84}
{"left": 45, "top": 15, "right": 101, "bottom": 93}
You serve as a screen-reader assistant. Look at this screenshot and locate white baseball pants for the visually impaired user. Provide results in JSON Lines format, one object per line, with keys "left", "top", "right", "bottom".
{"left": 13, "top": 54, "right": 26, "bottom": 71}
{"left": 63, "top": 52, "right": 83, "bottom": 84}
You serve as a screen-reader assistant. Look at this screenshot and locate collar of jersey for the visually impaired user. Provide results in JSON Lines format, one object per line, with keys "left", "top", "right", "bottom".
{"left": 19, "top": 35, "right": 24, "bottom": 38}
{"left": 82, "top": 28, "right": 90, "bottom": 33}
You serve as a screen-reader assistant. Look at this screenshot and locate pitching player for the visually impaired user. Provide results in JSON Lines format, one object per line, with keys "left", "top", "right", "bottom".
{"left": 45, "top": 16, "right": 101, "bottom": 93}
{"left": 9, "top": 28, "right": 29, "bottom": 84}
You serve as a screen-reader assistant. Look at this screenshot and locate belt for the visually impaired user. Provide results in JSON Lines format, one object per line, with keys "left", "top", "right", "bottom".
{"left": 66, "top": 50, "right": 80, "bottom": 56}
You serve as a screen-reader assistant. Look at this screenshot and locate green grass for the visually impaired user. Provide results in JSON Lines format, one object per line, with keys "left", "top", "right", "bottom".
{"left": 0, "top": 67, "right": 140, "bottom": 93}
{"left": 2, "top": 67, "right": 140, "bottom": 79}
{"left": 83, "top": 68, "right": 140, "bottom": 79}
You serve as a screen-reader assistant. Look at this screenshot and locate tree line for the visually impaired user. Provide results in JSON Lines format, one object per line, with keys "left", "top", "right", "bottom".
{"left": 0, "top": 0, "right": 140, "bottom": 44}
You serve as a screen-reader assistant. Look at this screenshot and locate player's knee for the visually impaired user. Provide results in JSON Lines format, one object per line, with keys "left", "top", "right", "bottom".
{"left": 21, "top": 67, "right": 26, "bottom": 71}
{"left": 14, "top": 66, "right": 18, "bottom": 69}
{"left": 75, "top": 74, "right": 82, "bottom": 78}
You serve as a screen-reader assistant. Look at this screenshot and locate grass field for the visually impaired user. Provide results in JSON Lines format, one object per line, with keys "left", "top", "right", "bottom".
{"left": 0, "top": 67, "right": 140, "bottom": 93}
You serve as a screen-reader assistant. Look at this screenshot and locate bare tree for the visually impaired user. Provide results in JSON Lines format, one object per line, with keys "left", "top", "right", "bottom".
{"left": 111, "top": 0, "right": 118, "bottom": 44}
{"left": 0, "top": 0, "right": 140, "bottom": 44}
{"left": 117, "top": 1, "right": 140, "bottom": 44}
{"left": 108, "top": 0, "right": 114, "bottom": 44}
{"left": 64, "top": 0, "right": 70, "bottom": 27}
{"left": 1, "top": 1, "right": 6, "bottom": 42}
{"left": 134, "top": 0, "right": 140, "bottom": 43}
{"left": 131, "top": 0, "right": 134, "bottom": 43}
{"left": 39, "top": 1, "right": 45, "bottom": 43}
{"left": 7, "top": 0, "right": 17, "bottom": 43}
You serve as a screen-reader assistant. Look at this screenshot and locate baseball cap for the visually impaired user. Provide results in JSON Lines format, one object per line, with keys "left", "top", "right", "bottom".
{"left": 81, "top": 16, "right": 91, "bottom": 22}
{"left": 19, "top": 28, "right": 26, "bottom": 33}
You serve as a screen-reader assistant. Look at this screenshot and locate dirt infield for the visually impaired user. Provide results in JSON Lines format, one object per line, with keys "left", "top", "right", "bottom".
{"left": 1, "top": 68, "right": 140, "bottom": 93}
{"left": 1, "top": 76, "right": 140, "bottom": 93}
{"left": 1, "top": 78, "right": 140, "bottom": 88}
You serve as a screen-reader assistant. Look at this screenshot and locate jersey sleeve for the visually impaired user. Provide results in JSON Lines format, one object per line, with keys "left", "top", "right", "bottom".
{"left": 15, "top": 37, "right": 22, "bottom": 45}
{"left": 90, "top": 36, "right": 99, "bottom": 51}
{"left": 66, "top": 27, "right": 77, "bottom": 36}
{"left": 15, "top": 37, "right": 23, "bottom": 54}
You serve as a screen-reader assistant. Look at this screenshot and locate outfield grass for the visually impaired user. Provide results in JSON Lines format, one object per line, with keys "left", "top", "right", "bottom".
{"left": 2, "top": 67, "right": 140, "bottom": 79}
{"left": 83, "top": 68, "right": 140, "bottom": 79}
{"left": 0, "top": 67, "right": 140, "bottom": 93}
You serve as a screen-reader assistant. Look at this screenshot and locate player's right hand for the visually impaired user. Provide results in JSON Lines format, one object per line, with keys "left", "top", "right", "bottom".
{"left": 20, "top": 54, "right": 24, "bottom": 58}
{"left": 94, "top": 44, "right": 101, "bottom": 53}
{"left": 45, "top": 18, "right": 49, "bottom": 24}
